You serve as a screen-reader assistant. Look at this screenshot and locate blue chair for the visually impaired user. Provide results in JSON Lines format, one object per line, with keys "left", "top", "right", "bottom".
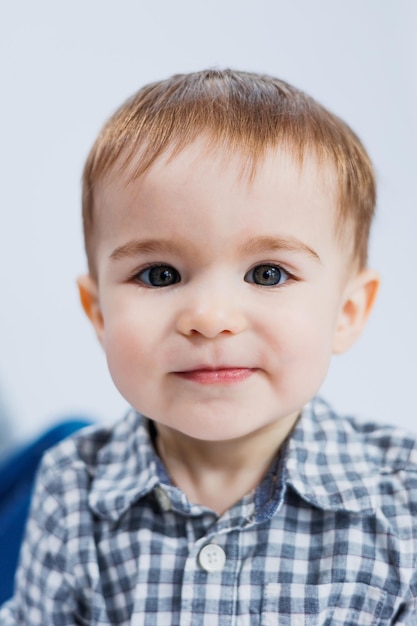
{"left": 0, "top": 418, "right": 93, "bottom": 604}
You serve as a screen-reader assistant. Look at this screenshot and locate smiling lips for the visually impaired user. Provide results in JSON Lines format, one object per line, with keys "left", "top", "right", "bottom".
{"left": 174, "top": 368, "right": 256, "bottom": 384}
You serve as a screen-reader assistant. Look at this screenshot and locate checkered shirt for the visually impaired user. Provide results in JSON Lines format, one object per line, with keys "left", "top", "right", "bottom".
{"left": 2, "top": 396, "right": 417, "bottom": 625}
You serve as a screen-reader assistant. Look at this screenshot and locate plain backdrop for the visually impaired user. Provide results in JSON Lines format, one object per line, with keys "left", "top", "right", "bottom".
{"left": 0, "top": 0, "right": 416, "bottom": 444}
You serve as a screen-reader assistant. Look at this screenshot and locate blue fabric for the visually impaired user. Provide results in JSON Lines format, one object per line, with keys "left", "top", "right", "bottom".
{"left": 0, "top": 419, "right": 93, "bottom": 604}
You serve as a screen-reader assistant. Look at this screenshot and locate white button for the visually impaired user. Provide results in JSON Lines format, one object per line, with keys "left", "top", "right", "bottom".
{"left": 198, "top": 544, "right": 226, "bottom": 573}
{"left": 155, "top": 487, "right": 171, "bottom": 511}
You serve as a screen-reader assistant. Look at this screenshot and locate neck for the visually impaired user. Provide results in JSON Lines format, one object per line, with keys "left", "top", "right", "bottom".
{"left": 155, "top": 413, "right": 298, "bottom": 515}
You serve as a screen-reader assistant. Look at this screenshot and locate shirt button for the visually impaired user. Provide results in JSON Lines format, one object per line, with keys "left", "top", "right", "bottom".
{"left": 198, "top": 544, "right": 226, "bottom": 573}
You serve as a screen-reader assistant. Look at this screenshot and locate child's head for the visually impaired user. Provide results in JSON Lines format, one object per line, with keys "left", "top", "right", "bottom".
{"left": 78, "top": 69, "right": 379, "bottom": 443}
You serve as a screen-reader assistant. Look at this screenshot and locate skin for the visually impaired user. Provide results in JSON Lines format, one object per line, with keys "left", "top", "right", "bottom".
{"left": 78, "top": 141, "right": 379, "bottom": 514}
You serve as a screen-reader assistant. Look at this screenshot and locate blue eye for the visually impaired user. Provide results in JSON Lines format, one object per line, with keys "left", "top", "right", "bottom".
{"left": 244, "top": 264, "right": 288, "bottom": 286}
{"left": 136, "top": 265, "right": 181, "bottom": 287}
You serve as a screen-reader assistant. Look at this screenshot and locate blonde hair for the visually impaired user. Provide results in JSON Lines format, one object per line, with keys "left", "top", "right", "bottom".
{"left": 82, "top": 69, "right": 376, "bottom": 276}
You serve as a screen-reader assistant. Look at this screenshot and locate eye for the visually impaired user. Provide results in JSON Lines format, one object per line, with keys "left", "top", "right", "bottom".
{"left": 244, "top": 264, "right": 289, "bottom": 286}
{"left": 136, "top": 264, "right": 181, "bottom": 287}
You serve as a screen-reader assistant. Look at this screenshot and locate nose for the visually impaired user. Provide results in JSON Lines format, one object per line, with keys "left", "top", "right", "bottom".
{"left": 176, "top": 285, "right": 248, "bottom": 339}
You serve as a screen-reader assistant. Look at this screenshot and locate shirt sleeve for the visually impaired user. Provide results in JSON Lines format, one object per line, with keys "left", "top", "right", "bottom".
{"left": 0, "top": 459, "right": 79, "bottom": 625}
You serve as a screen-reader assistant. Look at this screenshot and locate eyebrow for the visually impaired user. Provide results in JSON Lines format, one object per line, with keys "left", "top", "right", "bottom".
{"left": 110, "top": 239, "right": 183, "bottom": 261}
{"left": 109, "top": 235, "right": 321, "bottom": 263}
{"left": 239, "top": 236, "right": 321, "bottom": 263}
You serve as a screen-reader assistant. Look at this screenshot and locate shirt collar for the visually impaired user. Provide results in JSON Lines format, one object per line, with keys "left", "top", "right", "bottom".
{"left": 88, "top": 410, "right": 164, "bottom": 521}
{"left": 89, "top": 398, "right": 384, "bottom": 522}
{"left": 285, "top": 397, "right": 379, "bottom": 516}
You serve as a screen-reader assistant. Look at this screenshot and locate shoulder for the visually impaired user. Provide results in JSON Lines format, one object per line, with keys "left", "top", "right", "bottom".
{"left": 38, "top": 423, "right": 110, "bottom": 489}
{"left": 342, "top": 413, "right": 417, "bottom": 525}
{"left": 318, "top": 399, "right": 417, "bottom": 529}
{"left": 312, "top": 397, "right": 417, "bottom": 474}
{"left": 288, "top": 398, "right": 417, "bottom": 526}
{"left": 36, "top": 411, "right": 143, "bottom": 503}
{"left": 338, "top": 413, "right": 417, "bottom": 478}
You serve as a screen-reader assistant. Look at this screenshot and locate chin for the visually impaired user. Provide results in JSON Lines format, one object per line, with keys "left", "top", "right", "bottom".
{"left": 169, "top": 416, "right": 272, "bottom": 443}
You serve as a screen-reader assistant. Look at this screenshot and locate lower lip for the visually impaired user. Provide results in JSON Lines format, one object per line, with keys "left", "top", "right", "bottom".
{"left": 175, "top": 368, "right": 255, "bottom": 385}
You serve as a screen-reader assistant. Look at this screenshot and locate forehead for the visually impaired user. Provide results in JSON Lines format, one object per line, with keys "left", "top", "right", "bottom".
{"left": 95, "top": 140, "right": 339, "bottom": 230}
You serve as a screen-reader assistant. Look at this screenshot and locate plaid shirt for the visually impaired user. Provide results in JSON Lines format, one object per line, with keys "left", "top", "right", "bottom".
{"left": 2, "top": 397, "right": 417, "bottom": 625}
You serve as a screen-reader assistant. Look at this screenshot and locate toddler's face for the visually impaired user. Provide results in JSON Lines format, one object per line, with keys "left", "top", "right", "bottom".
{"left": 80, "top": 141, "right": 375, "bottom": 442}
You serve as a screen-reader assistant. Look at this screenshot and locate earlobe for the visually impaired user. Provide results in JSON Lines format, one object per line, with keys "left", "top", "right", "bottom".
{"left": 77, "top": 275, "right": 105, "bottom": 346}
{"left": 332, "top": 269, "right": 380, "bottom": 355}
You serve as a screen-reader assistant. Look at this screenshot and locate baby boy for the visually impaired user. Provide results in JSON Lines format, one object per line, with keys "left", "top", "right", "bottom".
{"left": 1, "top": 69, "right": 417, "bottom": 625}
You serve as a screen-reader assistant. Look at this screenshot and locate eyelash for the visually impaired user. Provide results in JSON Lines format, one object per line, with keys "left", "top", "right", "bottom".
{"left": 130, "top": 263, "right": 294, "bottom": 289}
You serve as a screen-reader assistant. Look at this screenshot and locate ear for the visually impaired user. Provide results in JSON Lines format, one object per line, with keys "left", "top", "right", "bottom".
{"left": 332, "top": 269, "right": 380, "bottom": 355}
{"left": 77, "top": 274, "right": 105, "bottom": 347}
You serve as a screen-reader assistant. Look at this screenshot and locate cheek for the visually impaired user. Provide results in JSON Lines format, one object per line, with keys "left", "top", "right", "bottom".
{"left": 104, "top": 332, "right": 143, "bottom": 391}
{"left": 100, "top": 308, "right": 149, "bottom": 383}
{"left": 102, "top": 294, "right": 155, "bottom": 345}
{"left": 264, "top": 307, "right": 337, "bottom": 404}
{"left": 264, "top": 303, "right": 337, "bottom": 366}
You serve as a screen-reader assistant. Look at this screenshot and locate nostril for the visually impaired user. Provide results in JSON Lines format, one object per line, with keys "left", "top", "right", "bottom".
{"left": 176, "top": 307, "right": 247, "bottom": 338}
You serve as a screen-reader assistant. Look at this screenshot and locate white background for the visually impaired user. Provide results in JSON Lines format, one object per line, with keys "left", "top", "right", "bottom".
{"left": 0, "top": 0, "right": 416, "bottom": 445}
